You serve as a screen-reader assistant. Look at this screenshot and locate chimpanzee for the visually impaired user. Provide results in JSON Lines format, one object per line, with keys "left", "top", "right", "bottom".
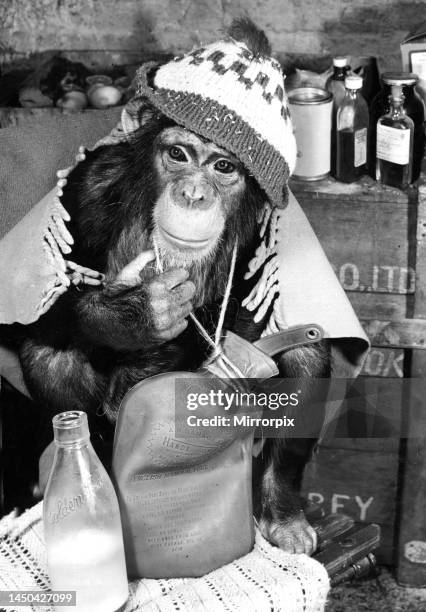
{"left": 14, "top": 19, "right": 329, "bottom": 554}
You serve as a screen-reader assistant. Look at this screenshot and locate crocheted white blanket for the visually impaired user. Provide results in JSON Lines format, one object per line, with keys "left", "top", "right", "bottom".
{"left": 0, "top": 503, "right": 329, "bottom": 612}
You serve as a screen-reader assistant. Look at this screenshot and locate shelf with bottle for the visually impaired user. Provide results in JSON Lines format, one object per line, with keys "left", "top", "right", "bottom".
{"left": 322, "top": 62, "right": 425, "bottom": 191}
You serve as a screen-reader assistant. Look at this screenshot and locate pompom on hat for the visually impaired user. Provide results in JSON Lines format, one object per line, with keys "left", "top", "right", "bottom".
{"left": 98, "top": 18, "right": 297, "bottom": 209}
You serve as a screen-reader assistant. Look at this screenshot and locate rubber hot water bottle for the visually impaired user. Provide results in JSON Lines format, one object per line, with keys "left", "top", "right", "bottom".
{"left": 112, "top": 323, "right": 323, "bottom": 579}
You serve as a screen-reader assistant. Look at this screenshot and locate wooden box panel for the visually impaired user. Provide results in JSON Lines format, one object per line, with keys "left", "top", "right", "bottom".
{"left": 302, "top": 445, "right": 398, "bottom": 564}
{"left": 396, "top": 178, "right": 426, "bottom": 587}
{"left": 292, "top": 175, "right": 416, "bottom": 568}
{"left": 292, "top": 176, "right": 416, "bottom": 299}
{"left": 301, "top": 376, "right": 403, "bottom": 564}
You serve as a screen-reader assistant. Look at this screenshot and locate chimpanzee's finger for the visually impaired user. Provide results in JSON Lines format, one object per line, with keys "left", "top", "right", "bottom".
{"left": 157, "top": 319, "right": 188, "bottom": 341}
{"left": 258, "top": 519, "right": 299, "bottom": 554}
{"left": 305, "top": 525, "right": 317, "bottom": 555}
{"left": 80, "top": 276, "right": 104, "bottom": 286}
{"left": 157, "top": 268, "right": 190, "bottom": 291}
{"left": 172, "top": 280, "right": 196, "bottom": 304}
{"left": 149, "top": 269, "right": 190, "bottom": 298}
{"left": 258, "top": 518, "right": 275, "bottom": 542}
{"left": 268, "top": 520, "right": 316, "bottom": 555}
{"left": 116, "top": 250, "right": 156, "bottom": 284}
{"left": 154, "top": 301, "right": 192, "bottom": 331}
{"left": 66, "top": 261, "right": 104, "bottom": 278}
{"left": 151, "top": 297, "right": 169, "bottom": 314}
{"left": 269, "top": 529, "right": 299, "bottom": 553}
{"left": 169, "top": 301, "right": 193, "bottom": 323}
{"left": 292, "top": 538, "right": 306, "bottom": 555}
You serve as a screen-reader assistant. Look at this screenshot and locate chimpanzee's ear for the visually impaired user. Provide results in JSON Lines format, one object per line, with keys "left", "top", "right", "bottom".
{"left": 121, "top": 97, "right": 159, "bottom": 137}
{"left": 121, "top": 107, "right": 139, "bottom": 136}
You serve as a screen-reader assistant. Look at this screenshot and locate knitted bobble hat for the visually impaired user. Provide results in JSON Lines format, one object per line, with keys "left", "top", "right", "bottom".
{"left": 118, "top": 18, "right": 297, "bottom": 209}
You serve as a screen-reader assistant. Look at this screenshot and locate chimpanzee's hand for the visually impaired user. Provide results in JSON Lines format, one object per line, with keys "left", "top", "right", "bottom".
{"left": 259, "top": 512, "right": 317, "bottom": 555}
{"left": 77, "top": 251, "right": 195, "bottom": 351}
{"left": 142, "top": 268, "right": 195, "bottom": 342}
{"left": 115, "top": 251, "right": 196, "bottom": 342}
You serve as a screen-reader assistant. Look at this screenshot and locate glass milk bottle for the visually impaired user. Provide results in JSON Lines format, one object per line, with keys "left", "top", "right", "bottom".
{"left": 335, "top": 75, "right": 369, "bottom": 183}
{"left": 43, "top": 411, "right": 128, "bottom": 612}
{"left": 376, "top": 85, "right": 415, "bottom": 190}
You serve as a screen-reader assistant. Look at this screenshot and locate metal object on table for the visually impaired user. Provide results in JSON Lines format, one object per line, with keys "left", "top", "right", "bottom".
{"left": 330, "top": 553, "right": 378, "bottom": 586}
{"left": 309, "top": 510, "right": 381, "bottom": 584}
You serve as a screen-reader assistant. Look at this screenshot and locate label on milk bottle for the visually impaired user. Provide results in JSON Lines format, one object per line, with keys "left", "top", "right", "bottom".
{"left": 377, "top": 124, "right": 411, "bottom": 165}
{"left": 354, "top": 128, "right": 367, "bottom": 167}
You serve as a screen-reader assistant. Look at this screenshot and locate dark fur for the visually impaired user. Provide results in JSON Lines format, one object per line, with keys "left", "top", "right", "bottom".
{"left": 18, "top": 110, "right": 268, "bottom": 418}
{"left": 16, "top": 19, "right": 331, "bottom": 530}
{"left": 16, "top": 108, "right": 329, "bottom": 530}
{"left": 253, "top": 342, "right": 331, "bottom": 525}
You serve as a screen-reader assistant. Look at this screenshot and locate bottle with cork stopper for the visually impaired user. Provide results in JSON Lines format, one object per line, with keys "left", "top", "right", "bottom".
{"left": 326, "top": 56, "right": 351, "bottom": 176}
{"left": 376, "top": 84, "right": 414, "bottom": 190}
{"left": 335, "top": 74, "right": 369, "bottom": 183}
{"left": 370, "top": 73, "right": 423, "bottom": 181}
{"left": 326, "top": 56, "right": 351, "bottom": 110}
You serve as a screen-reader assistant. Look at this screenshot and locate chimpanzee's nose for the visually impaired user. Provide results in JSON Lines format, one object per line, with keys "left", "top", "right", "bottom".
{"left": 174, "top": 177, "right": 214, "bottom": 210}
{"left": 182, "top": 185, "right": 205, "bottom": 206}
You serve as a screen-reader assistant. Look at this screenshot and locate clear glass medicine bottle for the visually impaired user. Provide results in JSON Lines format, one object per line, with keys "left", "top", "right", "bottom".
{"left": 370, "top": 74, "right": 423, "bottom": 180}
{"left": 376, "top": 85, "right": 414, "bottom": 190}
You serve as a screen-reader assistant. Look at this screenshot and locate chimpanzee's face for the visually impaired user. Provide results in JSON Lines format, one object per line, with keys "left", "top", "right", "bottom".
{"left": 152, "top": 126, "right": 246, "bottom": 266}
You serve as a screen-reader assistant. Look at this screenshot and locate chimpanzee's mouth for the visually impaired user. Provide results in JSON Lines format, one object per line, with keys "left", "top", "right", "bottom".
{"left": 159, "top": 226, "right": 213, "bottom": 249}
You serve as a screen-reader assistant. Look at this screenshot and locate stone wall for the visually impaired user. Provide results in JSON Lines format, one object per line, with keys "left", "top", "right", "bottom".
{"left": 1, "top": 0, "right": 424, "bottom": 69}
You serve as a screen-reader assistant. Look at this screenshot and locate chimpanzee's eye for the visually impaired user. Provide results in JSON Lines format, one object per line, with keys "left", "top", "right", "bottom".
{"left": 168, "top": 146, "right": 187, "bottom": 162}
{"left": 214, "top": 159, "right": 235, "bottom": 174}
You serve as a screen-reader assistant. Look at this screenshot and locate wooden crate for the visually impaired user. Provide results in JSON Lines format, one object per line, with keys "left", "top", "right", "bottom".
{"left": 293, "top": 171, "right": 426, "bottom": 584}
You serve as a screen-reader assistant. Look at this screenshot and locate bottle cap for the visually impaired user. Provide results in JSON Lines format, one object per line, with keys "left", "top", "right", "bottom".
{"left": 390, "top": 84, "right": 404, "bottom": 101}
{"left": 382, "top": 72, "right": 419, "bottom": 87}
{"left": 53, "top": 411, "right": 90, "bottom": 446}
{"left": 345, "top": 75, "right": 363, "bottom": 90}
{"left": 288, "top": 87, "right": 332, "bottom": 104}
{"left": 333, "top": 57, "right": 348, "bottom": 68}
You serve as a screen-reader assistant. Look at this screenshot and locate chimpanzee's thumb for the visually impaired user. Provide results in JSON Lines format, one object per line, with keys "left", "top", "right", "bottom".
{"left": 115, "top": 250, "right": 156, "bottom": 285}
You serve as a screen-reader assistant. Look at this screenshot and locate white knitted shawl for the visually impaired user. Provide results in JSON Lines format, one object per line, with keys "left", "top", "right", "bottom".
{"left": 0, "top": 503, "right": 330, "bottom": 612}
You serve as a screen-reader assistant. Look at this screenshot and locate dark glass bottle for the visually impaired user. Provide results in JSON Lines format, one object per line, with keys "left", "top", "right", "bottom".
{"left": 369, "top": 73, "right": 425, "bottom": 180}
{"left": 326, "top": 57, "right": 351, "bottom": 175}
{"left": 336, "top": 75, "right": 369, "bottom": 183}
{"left": 357, "top": 56, "right": 381, "bottom": 107}
{"left": 376, "top": 86, "right": 414, "bottom": 190}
